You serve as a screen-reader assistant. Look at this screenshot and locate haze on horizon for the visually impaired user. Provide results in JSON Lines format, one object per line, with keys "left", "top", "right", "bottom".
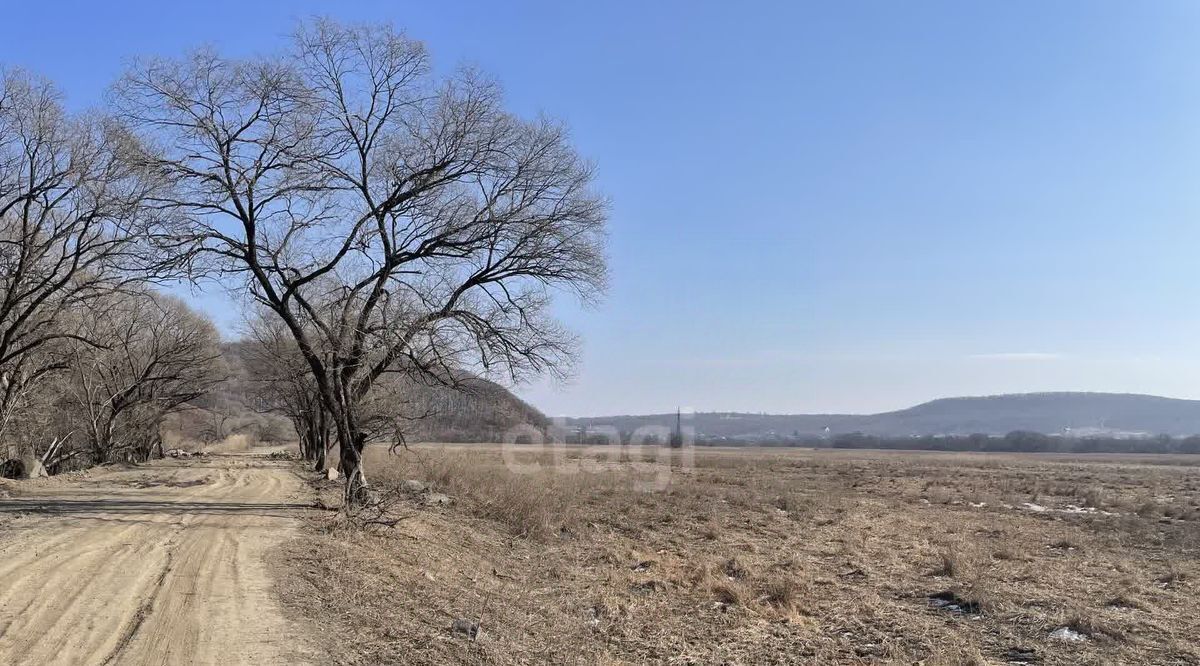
{"left": 11, "top": 0, "right": 1200, "bottom": 417}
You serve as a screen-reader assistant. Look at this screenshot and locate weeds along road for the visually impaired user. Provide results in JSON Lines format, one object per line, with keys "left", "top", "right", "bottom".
{"left": 0, "top": 453, "right": 316, "bottom": 665}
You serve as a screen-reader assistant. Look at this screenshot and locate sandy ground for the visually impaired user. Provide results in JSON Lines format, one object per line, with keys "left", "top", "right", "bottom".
{"left": 0, "top": 453, "right": 317, "bottom": 666}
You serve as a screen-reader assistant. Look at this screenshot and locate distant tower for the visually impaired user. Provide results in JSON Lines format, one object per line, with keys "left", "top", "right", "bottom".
{"left": 669, "top": 407, "right": 684, "bottom": 448}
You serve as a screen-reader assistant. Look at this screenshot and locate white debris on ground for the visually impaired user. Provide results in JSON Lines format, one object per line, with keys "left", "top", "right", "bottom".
{"left": 1048, "top": 626, "right": 1090, "bottom": 642}
{"left": 165, "top": 449, "right": 208, "bottom": 459}
{"left": 997, "top": 501, "right": 1122, "bottom": 517}
{"left": 1061, "top": 504, "right": 1120, "bottom": 516}
{"left": 928, "top": 597, "right": 962, "bottom": 611}
{"left": 927, "top": 592, "right": 980, "bottom": 615}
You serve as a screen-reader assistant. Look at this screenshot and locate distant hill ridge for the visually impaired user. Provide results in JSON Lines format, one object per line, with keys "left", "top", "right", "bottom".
{"left": 564, "top": 392, "right": 1200, "bottom": 439}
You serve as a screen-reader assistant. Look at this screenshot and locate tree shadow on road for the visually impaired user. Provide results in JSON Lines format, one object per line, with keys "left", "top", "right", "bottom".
{"left": 0, "top": 498, "right": 312, "bottom": 521}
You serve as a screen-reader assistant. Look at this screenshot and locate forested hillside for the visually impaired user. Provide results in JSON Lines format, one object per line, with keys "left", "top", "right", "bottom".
{"left": 165, "top": 343, "right": 548, "bottom": 449}
{"left": 565, "top": 392, "right": 1200, "bottom": 442}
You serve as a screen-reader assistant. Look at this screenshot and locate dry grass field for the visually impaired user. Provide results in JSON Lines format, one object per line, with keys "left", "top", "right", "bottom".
{"left": 275, "top": 445, "right": 1200, "bottom": 665}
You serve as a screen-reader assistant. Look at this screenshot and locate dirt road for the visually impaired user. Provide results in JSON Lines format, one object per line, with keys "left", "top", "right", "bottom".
{"left": 0, "top": 453, "right": 316, "bottom": 665}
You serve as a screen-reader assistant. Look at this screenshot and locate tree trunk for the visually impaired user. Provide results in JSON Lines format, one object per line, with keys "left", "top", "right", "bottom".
{"left": 299, "top": 358, "right": 369, "bottom": 507}
{"left": 298, "top": 408, "right": 332, "bottom": 472}
{"left": 297, "top": 426, "right": 312, "bottom": 461}
{"left": 338, "top": 431, "right": 368, "bottom": 506}
{"left": 330, "top": 395, "right": 369, "bottom": 507}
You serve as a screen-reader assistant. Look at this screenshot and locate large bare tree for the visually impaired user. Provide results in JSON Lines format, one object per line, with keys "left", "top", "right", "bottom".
{"left": 115, "top": 20, "right": 608, "bottom": 501}
{"left": 0, "top": 68, "right": 173, "bottom": 439}
{"left": 66, "top": 290, "right": 224, "bottom": 465}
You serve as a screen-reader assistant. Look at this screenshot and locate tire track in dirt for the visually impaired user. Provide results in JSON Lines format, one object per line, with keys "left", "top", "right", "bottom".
{"left": 99, "top": 543, "right": 175, "bottom": 666}
{"left": 0, "top": 454, "right": 316, "bottom": 665}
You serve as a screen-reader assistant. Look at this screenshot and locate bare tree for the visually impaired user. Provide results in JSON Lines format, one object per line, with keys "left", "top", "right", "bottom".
{"left": 65, "top": 290, "right": 224, "bottom": 465}
{"left": 0, "top": 68, "right": 173, "bottom": 439}
{"left": 241, "top": 312, "right": 332, "bottom": 470}
{"left": 115, "top": 20, "right": 608, "bottom": 502}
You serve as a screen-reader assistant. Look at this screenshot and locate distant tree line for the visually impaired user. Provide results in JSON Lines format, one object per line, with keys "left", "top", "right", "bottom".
{"left": 563, "top": 428, "right": 1200, "bottom": 454}
{"left": 785, "top": 431, "right": 1200, "bottom": 454}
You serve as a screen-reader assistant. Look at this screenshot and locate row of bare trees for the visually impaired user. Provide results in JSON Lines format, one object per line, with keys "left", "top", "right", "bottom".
{"left": 2, "top": 19, "right": 608, "bottom": 501}
{"left": 1, "top": 284, "right": 224, "bottom": 471}
{"left": 0, "top": 67, "right": 225, "bottom": 472}
{"left": 67, "top": 291, "right": 224, "bottom": 465}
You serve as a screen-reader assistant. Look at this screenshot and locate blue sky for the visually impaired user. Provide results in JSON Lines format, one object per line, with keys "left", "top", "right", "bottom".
{"left": 8, "top": 1, "right": 1200, "bottom": 415}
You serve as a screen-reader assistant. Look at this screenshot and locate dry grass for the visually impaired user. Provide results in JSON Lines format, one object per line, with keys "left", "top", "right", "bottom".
{"left": 370, "top": 448, "right": 627, "bottom": 540}
{"left": 273, "top": 445, "right": 1200, "bottom": 665}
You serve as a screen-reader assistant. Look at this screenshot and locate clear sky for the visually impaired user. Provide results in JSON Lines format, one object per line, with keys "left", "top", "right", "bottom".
{"left": 7, "top": 1, "right": 1200, "bottom": 416}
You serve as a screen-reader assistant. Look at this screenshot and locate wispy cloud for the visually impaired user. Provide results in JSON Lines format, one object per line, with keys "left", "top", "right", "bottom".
{"left": 659, "top": 351, "right": 1070, "bottom": 368}
{"left": 967, "top": 352, "right": 1064, "bottom": 361}
{"left": 657, "top": 350, "right": 921, "bottom": 368}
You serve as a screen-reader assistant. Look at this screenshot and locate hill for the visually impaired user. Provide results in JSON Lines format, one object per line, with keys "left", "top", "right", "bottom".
{"left": 165, "top": 342, "right": 548, "bottom": 446}
{"left": 563, "top": 392, "right": 1200, "bottom": 441}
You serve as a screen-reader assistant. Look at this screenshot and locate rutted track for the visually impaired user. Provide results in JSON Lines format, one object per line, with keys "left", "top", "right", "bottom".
{"left": 0, "top": 454, "right": 316, "bottom": 665}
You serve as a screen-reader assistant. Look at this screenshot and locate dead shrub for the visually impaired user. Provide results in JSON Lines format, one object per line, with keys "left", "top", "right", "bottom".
{"left": 992, "top": 546, "right": 1020, "bottom": 561}
{"left": 933, "top": 543, "right": 975, "bottom": 578}
{"left": 723, "top": 557, "right": 748, "bottom": 580}
{"left": 1049, "top": 536, "right": 1079, "bottom": 551}
{"left": 772, "top": 491, "right": 812, "bottom": 515}
{"left": 1080, "top": 485, "right": 1108, "bottom": 508}
{"left": 1135, "top": 500, "right": 1163, "bottom": 519}
{"left": 710, "top": 581, "right": 746, "bottom": 606}
{"left": 924, "top": 485, "right": 954, "bottom": 505}
{"left": 1157, "top": 566, "right": 1188, "bottom": 587}
{"left": 758, "top": 576, "right": 798, "bottom": 611}
{"left": 1061, "top": 610, "right": 1126, "bottom": 642}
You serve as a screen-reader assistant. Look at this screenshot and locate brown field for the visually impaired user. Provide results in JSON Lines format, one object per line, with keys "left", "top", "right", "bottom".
{"left": 275, "top": 445, "right": 1200, "bottom": 665}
